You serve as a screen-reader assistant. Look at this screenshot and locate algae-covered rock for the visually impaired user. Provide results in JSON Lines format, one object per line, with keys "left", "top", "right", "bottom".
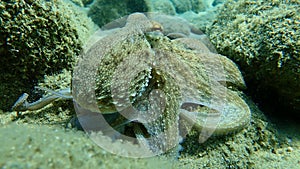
{"left": 0, "top": 123, "right": 182, "bottom": 168}
{"left": 0, "top": 0, "right": 97, "bottom": 111}
{"left": 87, "top": 0, "right": 226, "bottom": 30}
{"left": 207, "top": 0, "right": 300, "bottom": 114}
{"left": 170, "top": 0, "right": 221, "bottom": 14}
{"left": 88, "top": 0, "right": 148, "bottom": 27}
{"left": 144, "top": 0, "right": 176, "bottom": 15}
{"left": 70, "top": 0, "right": 93, "bottom": 7}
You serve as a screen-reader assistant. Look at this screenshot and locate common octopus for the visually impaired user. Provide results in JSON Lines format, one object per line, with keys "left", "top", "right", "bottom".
{"left": 12, "top": 13, "right": 251, "bottom": 156}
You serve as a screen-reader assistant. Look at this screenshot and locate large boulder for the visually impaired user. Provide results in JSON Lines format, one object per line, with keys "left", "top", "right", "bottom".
{"left": 0, "top": 0, "right": 97, "bottom": 111}
{"left": 207, "top": 0, "right": 300, "bottom": 115}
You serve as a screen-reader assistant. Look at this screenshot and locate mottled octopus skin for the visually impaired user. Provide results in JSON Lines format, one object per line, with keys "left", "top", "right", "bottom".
{"left": 72, "top": 12, "right": 251, "bottom": 151}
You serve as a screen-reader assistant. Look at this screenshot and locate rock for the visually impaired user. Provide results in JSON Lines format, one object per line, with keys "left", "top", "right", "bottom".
{"left": 0, "top": 0, "right": 97, "bottom": 111}
{"left": 0, "top": 123, "right": 180, "bottom": 168}
{"left": 87, "top": 0, "right": 226, "bottom": 31}
{"left": 207, "top": 0, "right": 300, "bottom": 115}
{"left": 88, "top": 0, "right": 149, "bottom": 27}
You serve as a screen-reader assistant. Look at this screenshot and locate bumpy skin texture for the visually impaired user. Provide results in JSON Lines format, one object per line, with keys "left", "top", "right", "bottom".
{"left": 207, "top": 0, "right": 300, "bottom": 114}
{"left": 0, "top": 0, "right": 93, "bottom": 111}
{"left": 72, "top": 13, "right": 251, "bottom": 153}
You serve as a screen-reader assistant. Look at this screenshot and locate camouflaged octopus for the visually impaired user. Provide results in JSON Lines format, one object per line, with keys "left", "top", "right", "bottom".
{"left": 12, "top": 13, "right": 251, "bottom": 154}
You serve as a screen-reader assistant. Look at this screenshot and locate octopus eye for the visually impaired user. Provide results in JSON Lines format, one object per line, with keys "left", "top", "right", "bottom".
{"left": 150, "top": 21, "right": 163, "bottom": 32}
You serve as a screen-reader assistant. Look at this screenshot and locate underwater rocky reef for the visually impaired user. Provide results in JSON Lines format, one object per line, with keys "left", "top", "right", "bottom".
{"left": 1, "top": 0, "right": 300, "bottom": 168}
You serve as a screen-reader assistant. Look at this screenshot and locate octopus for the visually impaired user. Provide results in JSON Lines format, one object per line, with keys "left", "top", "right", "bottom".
{"left": 12, "top": 13, "right": 251, "bottom": 156}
